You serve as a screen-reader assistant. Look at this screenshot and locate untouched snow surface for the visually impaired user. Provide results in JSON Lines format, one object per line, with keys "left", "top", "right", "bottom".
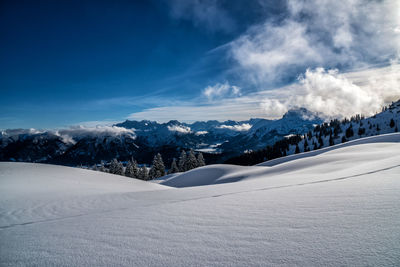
{"left": 1, "top": 133, "right": 400, "bottom": 266}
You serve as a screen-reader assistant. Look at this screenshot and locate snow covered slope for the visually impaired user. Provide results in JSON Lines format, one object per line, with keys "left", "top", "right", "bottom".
{"left": 1, "top": 134, "right": 400, "bottom": 266}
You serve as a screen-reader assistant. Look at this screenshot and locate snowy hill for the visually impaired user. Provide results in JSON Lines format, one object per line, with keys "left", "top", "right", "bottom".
{"left": 1, "top": 133, "right": 400, "bottom": 266}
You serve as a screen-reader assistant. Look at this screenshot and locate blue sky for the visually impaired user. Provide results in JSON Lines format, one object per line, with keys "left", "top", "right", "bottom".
{"left": 1, "top": 0, "right": 399, "bottom": 129}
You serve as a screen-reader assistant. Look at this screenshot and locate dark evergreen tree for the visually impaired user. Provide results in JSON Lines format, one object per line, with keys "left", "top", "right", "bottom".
{"left": 329, "top": 133, "right": 334, "bottom": 146}
{"left": 345, "top": 124, "right": 354, "bottom": 138}
{"left": 197, "top": 152, "right": 205, "bottom": 167}
{"left": 178, "top": 150, "right": 187, "bottom": 172}
{"left": 149, "top": 153, "right": 165, "bottom": 179}
{"left": 168, "top": 158, "right": 179, "bottom": 174}
{"left": 303, "top": 139, "right": 308, "bottom": 152}
{"left": 295, "top": 145, "right": 300, "bottom": 154}
{"left": 390, "top": 118, "right": 395, "bottom": 128}
{"left": 341, "top": 136, "right": 347, "bottom": 143}
{"left": 185, "top": 149, "right": 198, "bottom": 171}
{"left": 125, "top": 159, "right": 138, "bottom": 178}
{"left": 99, "top": 162, "right": 106, "bottom": 172}
{"left": 313, "top": 142, "right": 318, "bottom": 150}
{"left": 138, "top": 166, "right": 149, "bottom": 180}
{"left": 318, "top": 135, "right": 324, "bottom": 148}
{"left": 109, "top": 159, "right": 123, "bottom": 175}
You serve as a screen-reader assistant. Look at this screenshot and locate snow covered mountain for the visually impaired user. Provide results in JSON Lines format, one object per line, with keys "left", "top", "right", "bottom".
{"left": 0, "top": 108, "right": 322, "bottom": 166}
{"left": 1, "top": 133, "right": 399, "bottom": 266}
{"left": 226, "top": 100, "right": 400, "bottom": 165}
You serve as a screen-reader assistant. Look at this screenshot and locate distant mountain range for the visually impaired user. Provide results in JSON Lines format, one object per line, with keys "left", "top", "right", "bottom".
{"left": 0, "top": 108, "right": 323, "bottom": 166}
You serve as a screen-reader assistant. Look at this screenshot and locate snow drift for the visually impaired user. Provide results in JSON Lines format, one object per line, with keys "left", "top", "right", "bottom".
{"left": 1, "top": 133, "right": 400, "bottom": 266}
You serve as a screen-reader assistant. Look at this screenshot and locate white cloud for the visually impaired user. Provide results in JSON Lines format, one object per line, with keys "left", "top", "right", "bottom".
{"left": 59, "top": 125, "right": 135, "bottom": 137}
{"left": 166, "top": 0, "right": 235, "bottom": 33}
{"left": 218, "top": 123, "right": 252, "bottom": 131}
{"left": 2, "top": 126, "right": 136, "bottom": 144}
{"left": 50, "top": 126, "right": 136, "bottom": 146}
{"left": 128, "top": 64, "right": 400, "bottom": 121}
{"left": 229, "top": 0, "right": 400, "bottom": 85}
{"left": 203, "top": 82, "right": 241, "bottom": 100}
{"left": 195, "top": 131, "right": 208, "bottom": 135}
{"left": 167, "top": 125, "right": 192, "bottom": 134}
{"left": 261, "top": 64, "right": 400, "bottom": 119}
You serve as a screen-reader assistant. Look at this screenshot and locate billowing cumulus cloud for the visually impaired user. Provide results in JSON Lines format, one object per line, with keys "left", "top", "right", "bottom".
{"left": 261, "top": 64, "right": 400, "bottom": 119}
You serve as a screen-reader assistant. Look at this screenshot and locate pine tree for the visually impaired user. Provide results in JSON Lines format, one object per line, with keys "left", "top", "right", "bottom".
{"left": 138, "top": 166, "right": 149, "bottom": 180}
{"left": 390, "top": 118, "right": 395, "bottom": 128}
{"left": 313, "top": 141, "right": 318, "bottom": 150}
{"left": 114, "top": 161, "right": 124, "bottom": 175}
{"left": 197, "top": 152, "right": 205, "bottom": 167}
{"left": 178, "top": 150, "right": 187, "bottom": 172}
{"left": 125, "top": 159, "right": 138, "bottom": 178}
{"left": 168, "top": 158, "right": 179, "bottom": 174}
{"left": 318, "top": 135, "right": 324, "bottom": 148}
{"left": 109, "top": 159, "right": 119, "bottom": 174}
{"left": 132, "top": 159, "right": 139, "bottom": 177}
{"left": 304, "top": 139, "right": 309, "bottom": 152}
{"left": 345, "top": 124, "right": 354, "bottom": 138}
{"left": 149, "top": 153, "right": 165, "bottom": 179}
{"left": 92, "top": 164, "right": 98, "bottom": 171}
{"left": 341, "top": 136, "right": 347, "bottom": 143}
{"left": 99, "top": 162, "right": 106, "bottom": 172}
{"left": 295, "top": 145, "right": 300, "bottom": 154}
{"left": 329, "top": 133, "right": 334, "bottom": 146}
{"left": 185, "top": 149, "right": 198, "bottom": 171}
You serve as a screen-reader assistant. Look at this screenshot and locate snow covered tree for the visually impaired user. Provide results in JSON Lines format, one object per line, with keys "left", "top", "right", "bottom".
{"left": 138, "top": 166, "right": 149, "bottom": 180}
{"left": 178, "top": 150, "right": 187, "bottom": 172}
{"left": 99, "top": 162, "right": 107, "bottom": 172}
{"left": 197, "top": 152, "right": 205, "bottom": 167}
{"left": 109, "top": 159, "right": 118, "bottom": 174}
{"left": 149, "top": 153, "right": 165, "bottom": 179}
{"left": 185, "top": 149, "right": 198, "bottom": 171}
{"left": 92, "top": 164, "right": 98, "bottom": 171}
{"left": 125, "top": 159, "right": 138, "bottom": 178}
{"left": 109, "top": 159, "right": 123, "bottom": 175}
{"left": 168, "top": 158, "right": 179, "bottom": 174}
